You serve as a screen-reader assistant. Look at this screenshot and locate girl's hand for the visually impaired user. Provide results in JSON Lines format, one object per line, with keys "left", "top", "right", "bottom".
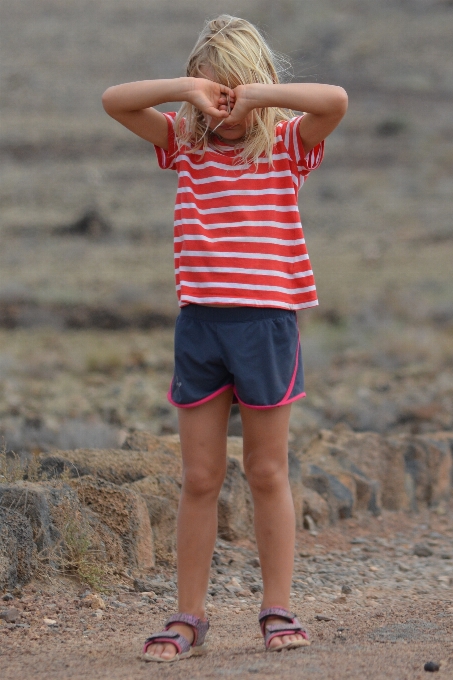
{"left": 188, "top": 78, "right": 235, "bottom": 121}
{"left": 220, "top": 84, "right": 257, "bottom": 126}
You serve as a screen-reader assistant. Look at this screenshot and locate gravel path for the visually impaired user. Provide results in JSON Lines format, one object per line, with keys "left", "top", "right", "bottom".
{"left": 2, "top": 508, "right": 453, "bottom": 679}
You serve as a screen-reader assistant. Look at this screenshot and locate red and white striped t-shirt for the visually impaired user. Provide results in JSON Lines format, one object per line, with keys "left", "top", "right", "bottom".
{"left": 154, "top": 113, "right": 324, "bottom": 310}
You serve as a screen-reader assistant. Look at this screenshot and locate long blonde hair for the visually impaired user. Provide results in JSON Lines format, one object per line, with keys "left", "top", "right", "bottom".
{"left": 174, "top": 15, "right": 293, "bottom": 165}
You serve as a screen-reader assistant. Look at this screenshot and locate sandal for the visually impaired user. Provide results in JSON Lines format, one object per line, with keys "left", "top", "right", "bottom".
{"left": 142, "top": 613, "right": 209, "bottom": 663}
{"left": 259, "top": 607, "right": 310, "bottom": 652}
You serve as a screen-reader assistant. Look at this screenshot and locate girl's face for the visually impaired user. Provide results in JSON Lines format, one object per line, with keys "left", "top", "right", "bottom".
{"left": 198, "top": 66, "right": 254, "bottom": 144}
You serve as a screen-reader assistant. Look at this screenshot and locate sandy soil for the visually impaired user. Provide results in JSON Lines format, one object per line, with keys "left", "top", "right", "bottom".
{"left": 2, "top": 508, "right": 453, "bottom": 680}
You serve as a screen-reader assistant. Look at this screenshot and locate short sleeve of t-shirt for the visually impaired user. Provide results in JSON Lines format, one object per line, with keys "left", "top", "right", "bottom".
{"left": 153, "top": 112, "right": 179, "bottom": 170}
{"left": 278, "top": 115, "right": 324, "bottom": 179}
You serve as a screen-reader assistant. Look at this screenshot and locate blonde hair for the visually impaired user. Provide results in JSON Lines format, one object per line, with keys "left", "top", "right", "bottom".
{"left": 174, "top": 15, "right": 293, "bottom": 165}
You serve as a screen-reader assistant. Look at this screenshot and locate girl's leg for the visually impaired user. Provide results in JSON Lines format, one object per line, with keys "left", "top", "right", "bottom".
{"left": 240, "top": 403, "right": 304, "bottom": 650}
{"left": 145, "top": 389, "right": 232, "bottom": 661}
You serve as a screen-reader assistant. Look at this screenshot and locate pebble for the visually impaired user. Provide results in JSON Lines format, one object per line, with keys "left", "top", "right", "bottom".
{"left": 341, "top": 585, "right": 352, "bottom": 594}
{"left": 424, "top": 661, "right": 440, "bottom": 672}
{"left": 315, "top": 614, "right": 336, "bottom": 622}
{"left": 414, "top": 544, "right": 433, "bottom": 557}
{"left": 0, "top": 608, "right": 21, "bottom": 623}
{"left": 43, "top": 618, "right": 57, "bottom": 626}
{"left": 83, "top": 594, "right": 106, "bottom": 610}
{"left": 2, "top": 594, "right": 13, "bottom": 602}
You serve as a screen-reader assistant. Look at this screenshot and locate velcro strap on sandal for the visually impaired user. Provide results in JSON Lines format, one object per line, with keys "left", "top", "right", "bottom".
{"left": 265, "top": 623, "right": 309, "bottom": 647}
{"left": 143, "top": 630, "right": 190, "bottom": 656}
{"left": 165, "top": 613, "right": 209, "bottom": 646}
{"left": 259, "top": 607, "right": 297, "bottom": 635}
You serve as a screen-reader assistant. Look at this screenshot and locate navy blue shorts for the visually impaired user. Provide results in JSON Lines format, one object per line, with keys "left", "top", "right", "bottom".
{"left": 168, "top": 305, "right": 305, "bottom": 409}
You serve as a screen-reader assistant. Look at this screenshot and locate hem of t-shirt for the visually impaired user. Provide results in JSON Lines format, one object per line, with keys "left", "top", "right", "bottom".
{"left": 178, "top": 298, "right": 319, "bottom": 311}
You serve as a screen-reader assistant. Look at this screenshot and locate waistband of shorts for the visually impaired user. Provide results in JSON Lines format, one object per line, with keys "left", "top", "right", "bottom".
{"left": 179, "top": 304, "right": 296, "bottom": 323}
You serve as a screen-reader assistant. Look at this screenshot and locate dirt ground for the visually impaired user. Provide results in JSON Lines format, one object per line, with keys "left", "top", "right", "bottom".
{"left": 2, "top": 507, "right": 453, "bottom": 680}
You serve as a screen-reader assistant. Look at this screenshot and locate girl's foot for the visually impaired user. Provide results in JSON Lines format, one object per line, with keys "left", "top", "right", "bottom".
{"left": 264, "top": 615, "right": 309, "bottom": 650}
{"left": 259, "top": 608, "right": 310, "bottom": 652}
{"left": 142, "top": 613, "right": 209, "bottom": 663}
{"left": 144, "top": 623, "right": 194, "bottom": 661}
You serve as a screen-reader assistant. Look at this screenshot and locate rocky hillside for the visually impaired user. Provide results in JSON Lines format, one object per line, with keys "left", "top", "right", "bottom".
{"left": 2, "top": 429, "right": 452, "bottom": 591}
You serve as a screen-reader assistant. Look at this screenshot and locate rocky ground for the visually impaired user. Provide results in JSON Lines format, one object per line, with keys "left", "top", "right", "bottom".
{"left": 1, "top": 429, "right": 453, "bottom": 678}
{"left": 2, "top": 508, "right": 453, "bottom": 680}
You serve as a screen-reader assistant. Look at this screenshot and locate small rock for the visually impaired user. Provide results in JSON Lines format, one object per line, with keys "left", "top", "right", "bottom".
{"left": 303, "top": 514, "right": 318, "bottom": 535}
{"left": 83, "top": 594, "right": 106, "bottom": 610}
{"left": 0, "top": 608, "right": 21, "bottom": 623}
{"left": 250, "top": 583, "right": 263, "bottom": 594}
{"left": 140, "top": 591, "right": 156, "bottom": 598}
{"left": 341, "top": 585, "right": 352, "bottom": 594}
{"left": 424, "top": 661, "right": 440, "bottom": 672}
{"left": 229, "top": 577, "right": 241, "bottom": 588}
{"left": 43, "top": 618, "right": 57, "bottom": 626}
{"left": 414, "top": 544, "right": 433, "bottom": 557}
{"left": 2, "top": 594, "right": 13, "bottom": 602}
{"left": 398, "top": 562, "right": 410, "bottom": 572}
{"left": 248, "top": 558, "right": 260, "bottom": 568}
{"left": 315, "top": 614, "right": 336, "bottom": 622}
{"left": 93, "top": 610, "right": 103, "bottom": 619}
{"left": 350, "top": 538, "right": 368, "bottom": 545}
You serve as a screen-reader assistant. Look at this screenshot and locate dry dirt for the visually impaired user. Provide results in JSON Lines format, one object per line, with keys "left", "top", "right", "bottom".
{"left": 2, "top": 507, "right": 453, "bottom": 680}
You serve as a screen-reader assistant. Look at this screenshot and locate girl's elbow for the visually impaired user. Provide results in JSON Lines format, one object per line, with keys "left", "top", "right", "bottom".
{"left": 335, "top": 87, "right": 348, "bottom": 115}
{"left": 101, "top": 87, "right": 118, "bottom": 114}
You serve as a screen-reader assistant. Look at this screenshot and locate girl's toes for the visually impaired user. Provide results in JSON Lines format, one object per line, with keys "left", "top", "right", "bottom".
{"left": 268, "top": 635, "right": 284, "bottom": 650}
{"left": 161, "top": 643, "right": 177, "bottom": 660}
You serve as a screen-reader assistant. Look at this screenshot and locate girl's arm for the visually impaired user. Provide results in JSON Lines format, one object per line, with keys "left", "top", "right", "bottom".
{"left": 102, "top": 78, "right": 234, "bottom": 149}
{"left": 225, "top": 83, "right": 348, "bottom": 154}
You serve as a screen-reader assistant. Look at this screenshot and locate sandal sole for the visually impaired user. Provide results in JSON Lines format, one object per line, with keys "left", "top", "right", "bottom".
{"left": 142, "top": 643, "right": 208, "bottom": 663}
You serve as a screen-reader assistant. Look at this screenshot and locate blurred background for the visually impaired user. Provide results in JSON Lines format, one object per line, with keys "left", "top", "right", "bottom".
{"left": 1, "top": 0, "right": 452, "bottom": 453}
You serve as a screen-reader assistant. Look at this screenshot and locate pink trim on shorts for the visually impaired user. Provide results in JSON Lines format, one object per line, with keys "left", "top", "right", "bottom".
{"left": 234, "top": 389, "right": 306, "bottom": 410}
{"left": 234, "top": 330, "right": 304, "bottom": 410}
{"left": 167, "top": 382, "right": 233, "bottom": 409}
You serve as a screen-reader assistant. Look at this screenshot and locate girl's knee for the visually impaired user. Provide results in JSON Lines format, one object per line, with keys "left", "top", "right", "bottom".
{"left": 182, "top": 465, "right": 226, "bottom": 499}
{"left": 244, "top": 459, "right": 288, "bottom": 495}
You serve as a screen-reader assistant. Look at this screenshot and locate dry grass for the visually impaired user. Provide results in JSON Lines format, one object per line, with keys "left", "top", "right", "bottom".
{"left": 0, "top": 446, "right": 108, "bottom": 590}
{"left": 0, "top": 442, "right": 41, "bottom": 484}
{"left": 47, "top": 494, "right": 107, "bottom": 591}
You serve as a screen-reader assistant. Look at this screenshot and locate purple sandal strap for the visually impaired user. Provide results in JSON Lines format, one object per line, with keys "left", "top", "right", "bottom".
{"left": 259, "top": 607, "right": 296, "bottom": 623}
{"left": 143, "top": 630, "right": 190, "bottom": 655}
{"left": 259, "top": 608, "right": 309, "bottom": 648}
{"left": 266, "top": 622, "right": 307, "bottom": 635}
{"left": 259, "top": 607, "right": 296, "bottom": 635}
{"left": 164, "top": 613, "right": 210, "bottom": 647}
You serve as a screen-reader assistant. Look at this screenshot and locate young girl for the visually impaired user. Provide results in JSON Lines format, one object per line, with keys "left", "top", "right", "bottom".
{"left": 102, "top": 15, "right": 347, "bottom": 663}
